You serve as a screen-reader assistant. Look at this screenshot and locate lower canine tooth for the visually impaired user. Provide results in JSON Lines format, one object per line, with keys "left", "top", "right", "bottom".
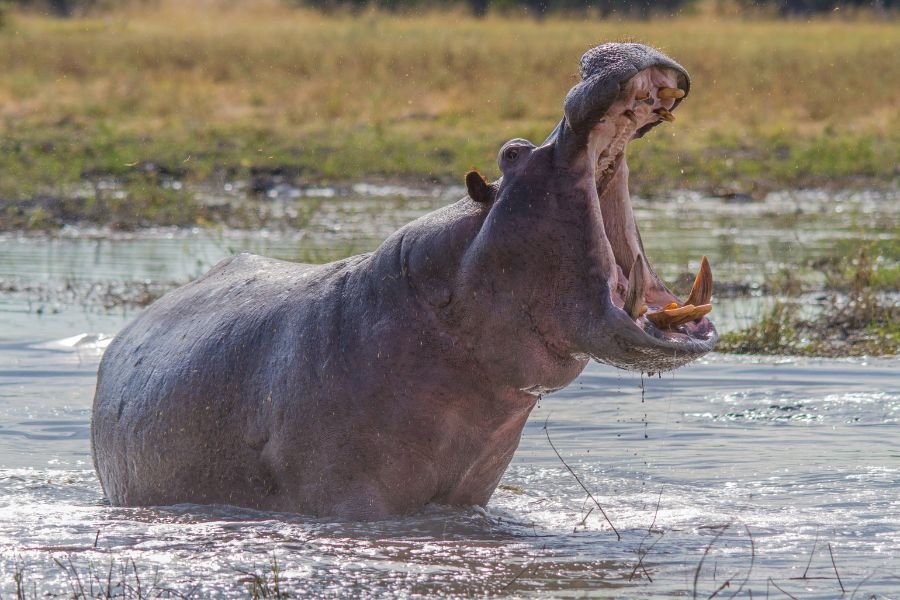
{"left": 624, "top": 255, "right": 647, "bottom": 320}
{"left": 686, "top": 256, "right": 713, "bottom": 307}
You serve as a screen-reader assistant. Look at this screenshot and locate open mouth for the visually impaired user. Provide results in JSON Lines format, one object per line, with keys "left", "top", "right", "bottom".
{"left": 586, "top": 66, "right": 716, "bottom": 351}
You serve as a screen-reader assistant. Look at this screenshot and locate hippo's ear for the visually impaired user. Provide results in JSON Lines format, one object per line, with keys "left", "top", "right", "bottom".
{"left": 465, "top": 170, "right": 495, "bottom": 204}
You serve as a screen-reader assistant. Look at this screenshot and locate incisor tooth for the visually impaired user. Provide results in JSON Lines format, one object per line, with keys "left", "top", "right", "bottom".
{"left": 654, "top": 108, "right": 675, "bottom": 122}
{"left": 624, "top": 255, "right": 646, "bottom": 320}
{"left": 658, "top": 87, "right": 686, "bottom": 100}
{"left": 685, "top": 256, "right": 713, "bottom": 307}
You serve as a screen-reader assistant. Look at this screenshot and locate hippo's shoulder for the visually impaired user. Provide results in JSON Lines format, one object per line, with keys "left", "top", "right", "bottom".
{"left": 118, "top": 252, "right": 369, "bottom": 342}
{"left": 100, "top": 251, "right": 370, "bottom": 375}
{"left": 199, "top": 252, "right": 316, "bottom": 283}
{"left": 192, "top": 252, "right": 369, "bottom": 292}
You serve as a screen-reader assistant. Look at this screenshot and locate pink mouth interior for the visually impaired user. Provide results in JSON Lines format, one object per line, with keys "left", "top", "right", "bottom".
{"left": 584, "top": 67, "right": 713, "bottom": 342}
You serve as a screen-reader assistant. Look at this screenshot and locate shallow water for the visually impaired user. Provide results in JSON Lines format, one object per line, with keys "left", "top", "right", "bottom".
{"left": 1, "top": 187, "right": 898, "bottom": 597}
{"left": 1, "top": 336, "right": 898, "bottom": 598}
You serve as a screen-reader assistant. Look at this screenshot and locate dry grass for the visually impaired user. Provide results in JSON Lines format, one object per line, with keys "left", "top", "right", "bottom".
{"left": 0, "top": 0, "right": 898, "bottom": 201}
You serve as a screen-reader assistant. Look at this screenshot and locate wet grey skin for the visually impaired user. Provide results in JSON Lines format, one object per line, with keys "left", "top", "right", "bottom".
{"left": 92, "top": 42, "right": 716, "bottom": 519}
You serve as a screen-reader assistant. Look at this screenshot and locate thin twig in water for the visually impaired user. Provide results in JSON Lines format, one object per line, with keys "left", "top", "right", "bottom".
{"left": 500, "top": 544, "right": 545, "bottom": 592}
{"left": 575, "top": 506, "right": 595, "bottom": 530}
{"left": 132, "top": 558, "right": 143, "bottom": 598}
{"left": 105, "top": 559, "right": 114, "bottom": 598}
{"left": 828, "top": 543, "right": 846, "bottom": 594}
{"left": 649, "top": 487, "right": 664, "bottom": 533}
{"left": 543, "top": 416, "right": 620, "bottom": 540}
{"left": 802, "top": 530, "right": 819, "bottom": 579}
{"left": 628, "top": 486, "right": 666, "bottom": 582}
{"left": 850, "top": 573, "right": 875, "bottom": 600}
{"left": 577, "top": 493, "right": 592, "bottom": 530}
{"left": 708, "top": 577, "right": 733, "bottom": 599}
{"left": 93, "top": 529, "right": 101, "bottom": 549}
{"left": 13, "top": 554, "right": 26, "bottom": 600}
{"left": 54, "top": 556, "right": 87, "bottom": 599}
{"left": 628, "top": 532, "right": 664, "bottom": 582}
{"left": 767, "top": 577, "right": 799, "bottom": 599}
{"left": 692, "top": 522, "right": 730, "bottom": 600}
{"left": 726, "top": 525, "right": 756, "bottom": 600}
{"left": 160, "top": 582, "right": 201, "bottom": 600}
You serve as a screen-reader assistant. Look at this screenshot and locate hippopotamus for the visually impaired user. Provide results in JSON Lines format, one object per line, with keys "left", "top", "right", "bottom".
{"left": 91, "top": 42, "right": 716, "bottom": 519}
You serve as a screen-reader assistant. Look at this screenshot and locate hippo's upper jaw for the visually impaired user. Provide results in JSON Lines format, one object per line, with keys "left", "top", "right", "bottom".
{"left": 570, "top": 45, "right": 717, "bottom": 372}
{"left": 469, "top": 43, "right": 716, "bottom": 377}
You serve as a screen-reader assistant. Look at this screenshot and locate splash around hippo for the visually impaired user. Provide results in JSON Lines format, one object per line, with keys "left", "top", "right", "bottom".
{"left": 92, "top": 42, "right": 716, "bottom": 519}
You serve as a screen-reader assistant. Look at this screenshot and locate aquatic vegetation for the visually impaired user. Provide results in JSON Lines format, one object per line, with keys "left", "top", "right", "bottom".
{"left": 1, "top": 186, "right": 205, "bottom": 231}
{"left": 9, "top": 555, "right": 173, "bottom": 599}
{"left": 8, "top": 553, "right": 293, "bottom": 598}
{"left": 3, "top": 520, "right": 882, "bottom": 598}
{"left": 719, "top": 248, "right": 899, "bottom": 356}
{"left": 238, "top": 555, "right": 288, "bottom": 600}
{"left": 0, "top": 277, "right": 173, "bottom": 311}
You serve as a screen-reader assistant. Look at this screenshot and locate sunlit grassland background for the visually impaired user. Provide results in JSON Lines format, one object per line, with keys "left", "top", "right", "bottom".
{"left": 0, "top": 0, "right": 897, "bottom": 210}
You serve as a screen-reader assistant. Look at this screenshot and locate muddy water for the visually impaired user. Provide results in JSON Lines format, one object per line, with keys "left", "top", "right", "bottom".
{"left": 0, "top": 187, "right": 898, "bottom": 597}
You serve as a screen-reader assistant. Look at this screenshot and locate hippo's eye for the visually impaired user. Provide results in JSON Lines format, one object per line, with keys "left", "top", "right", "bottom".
{"left": 497, "top": 139, "right": 534, "bottom": 172}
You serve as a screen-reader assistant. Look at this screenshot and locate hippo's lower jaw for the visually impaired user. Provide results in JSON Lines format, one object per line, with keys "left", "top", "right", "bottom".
{"left": 580, "top": 65, "right": 717, "bottom": 373}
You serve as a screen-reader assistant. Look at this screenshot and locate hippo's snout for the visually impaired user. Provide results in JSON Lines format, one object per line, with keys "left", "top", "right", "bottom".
{"left": 564, "top": 42, "right": 691, "bottom": 141}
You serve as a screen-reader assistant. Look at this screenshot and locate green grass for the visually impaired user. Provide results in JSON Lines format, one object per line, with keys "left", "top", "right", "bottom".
{"left": 719, "top": 248, "right": 899, "bottom": 357}
{"left": 0, "top": 0, "right": 898, "bottom": 227}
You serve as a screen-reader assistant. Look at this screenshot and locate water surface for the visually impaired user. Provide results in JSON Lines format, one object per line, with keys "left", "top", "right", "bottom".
{"left": 0, "top": 186, "right": 897, "bottom": 597}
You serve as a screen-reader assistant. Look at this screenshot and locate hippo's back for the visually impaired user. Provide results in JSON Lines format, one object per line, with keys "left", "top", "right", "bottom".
{"left": 91, "top": 252, "right": 367, "bottom": 508}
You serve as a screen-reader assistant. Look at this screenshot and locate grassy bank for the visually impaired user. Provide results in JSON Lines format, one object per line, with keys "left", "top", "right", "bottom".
{"left": 0, "top": 0, "right": 898, "bottom": 224}
{"left": 719, "top": 248, "right": 899, "bottom": 357}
